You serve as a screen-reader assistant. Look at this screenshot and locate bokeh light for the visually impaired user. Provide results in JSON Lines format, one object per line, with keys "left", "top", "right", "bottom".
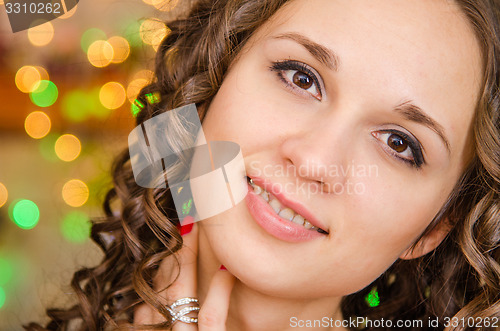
{"left": 61, "top": 90, "right": 91, "bottom": 122}
{"left": 122, "top": 20, "right": 142, "bottom": 47}
{"left": 80, "top": 28, "right": 107, "bottom": 52}
{"left": 55, "top": 134, "right": 81, "bottom": 162}
{"left": 15, "top": 66, "right": 49, "bottom": 93}
{"left": 127, "top": 78, "right": 149, "bottom": 103}
{"left": 24, "top": 111, "right": 51, "bottom": 139}
{"left": 61, "top": 211, "right": 91, "bottom": 243}
{"left": 99, "top": 82, "right": 126, "bottom": 109}
{"left": 27, "top": 21, "right": 54, "bottom": 47}
{"left": 62, "top": 179, "right": 89, "bottom": 207}
{"left": 139, "top": 19, "right": 169, "bottom": 50}
{"left": 11, "top": 200, "right": 40, "bottom": 230}
{"left": 87, "top": 40, "right": 114, "bottom": 68}
{"left": 108, "top": 36, "right": 130, "bottom": 63}
{"left": 0, "top": 183, "right": 7, "bottom": 208}
{"left": 0, "top": 258, "right": 13, "bottom": 286}
{"left": 0, "top": 286, "right": 5, "bottom": 309}
{"left": 153, "top": 0, "right": 179, "bottom": 11}
{"left": 39, "top": 133, "right": 59, "bottom": 162}
{"left": 60, "top": 4, "right": 78, "bottom": 19}
{"left": 29, "top": 80, "right": 58, "bottom": 107}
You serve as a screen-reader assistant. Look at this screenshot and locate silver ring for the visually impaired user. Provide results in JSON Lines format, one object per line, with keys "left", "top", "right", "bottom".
{"left": 167, "top": 297, "right": 200, "bottom": 324}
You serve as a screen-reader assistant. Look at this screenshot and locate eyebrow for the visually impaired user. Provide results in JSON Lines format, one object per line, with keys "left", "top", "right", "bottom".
{"left": 394, "top": 101, "right": 451, "bottom": 153}
{"left": 272, "top": 32, "right": 340, "bottom": 71}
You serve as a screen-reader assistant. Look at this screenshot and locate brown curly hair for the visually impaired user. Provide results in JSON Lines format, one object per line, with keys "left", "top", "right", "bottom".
{"left": 25, "top": 0, "right": 500, "bottom": 330}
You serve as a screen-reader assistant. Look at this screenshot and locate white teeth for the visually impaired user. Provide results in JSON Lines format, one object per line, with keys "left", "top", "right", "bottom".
{"left": 292, "top": 214, "right": 305, "bottom": 226}
{"left": 253, "top": 185, "right": 262, "bottom": 194}
{"left": 249, "top": 178, "right": 322, "bottom": 232}
{"left": 269, "top": 199, "right": 281, "bottom": 214}
{"left": 278, "top": 208, "right": 295, "bottom": 221}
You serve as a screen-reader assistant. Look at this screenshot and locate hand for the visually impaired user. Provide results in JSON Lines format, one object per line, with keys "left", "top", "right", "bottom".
{"left": 134, "top": 221, "right": 236, "bottom": 330}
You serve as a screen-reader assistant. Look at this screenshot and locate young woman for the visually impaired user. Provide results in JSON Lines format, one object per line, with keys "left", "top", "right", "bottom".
{"left": 27, "top": 0, "right": 500, "bottom": 330}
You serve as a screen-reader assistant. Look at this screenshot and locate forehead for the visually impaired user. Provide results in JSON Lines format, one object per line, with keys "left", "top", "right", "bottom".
{"left": 250, "top": 0, "right": 482, "bottom": 154}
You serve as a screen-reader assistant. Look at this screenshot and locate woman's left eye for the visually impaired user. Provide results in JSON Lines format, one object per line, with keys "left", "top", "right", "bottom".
{"left": 372, "top": 130, "right": 425, "bottom": 168}
{"left": 270, "top": 60, "right": 322, "bottom": 100}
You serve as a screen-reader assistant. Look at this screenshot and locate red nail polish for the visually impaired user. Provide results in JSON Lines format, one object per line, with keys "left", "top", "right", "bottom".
{"left": 219, "top": 264, "right": 227, "bottom": 270}
{"left": 180, "top": 222, "right": 193, "bottom": 236}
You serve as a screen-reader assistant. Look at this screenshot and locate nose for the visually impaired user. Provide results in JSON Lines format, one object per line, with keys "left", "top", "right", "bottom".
{"left": 278, "top": 115, "right": 352, "bottom": 193}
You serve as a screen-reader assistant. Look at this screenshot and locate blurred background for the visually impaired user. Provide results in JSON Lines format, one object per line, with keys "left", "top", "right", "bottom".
{"left": 0, "top": 0, "right": 183, "bottom": 328}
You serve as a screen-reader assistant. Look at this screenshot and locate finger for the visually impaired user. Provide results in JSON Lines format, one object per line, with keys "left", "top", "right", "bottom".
{"left": 169, "top": 219, "right": 199, "bottom": 331}
{"left": 135, "top": 218, "right": 199, "bottom": 327}
{"left": 197, "top": 268, "right": 236, "bottom": 331}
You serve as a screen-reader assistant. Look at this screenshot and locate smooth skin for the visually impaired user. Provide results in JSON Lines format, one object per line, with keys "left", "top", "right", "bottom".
{"left": 135, "top": 0, "right": 482, "bottom": 330}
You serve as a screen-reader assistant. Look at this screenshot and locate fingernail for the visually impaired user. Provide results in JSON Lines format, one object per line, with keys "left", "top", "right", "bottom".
{"left": 180, "top": 222, "right": 193, "bottom": 236}
{"left": 219, "top": 264, "right": 227, "bottom": 270}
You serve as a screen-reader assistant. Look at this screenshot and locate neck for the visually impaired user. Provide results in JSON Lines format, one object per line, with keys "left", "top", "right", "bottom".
{"left": 197, "top": 226, "right": 347, "bottom": 331}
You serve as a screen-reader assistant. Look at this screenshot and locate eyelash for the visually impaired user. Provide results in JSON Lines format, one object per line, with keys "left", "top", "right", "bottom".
{"left": 269, "top": 60, "right": 425, "bottom": 169}
{"left": 269, "top": 60, "right": 323, "bottom": 100}
{"left": 372, "top": 129, "right": 425, "bottom": 168}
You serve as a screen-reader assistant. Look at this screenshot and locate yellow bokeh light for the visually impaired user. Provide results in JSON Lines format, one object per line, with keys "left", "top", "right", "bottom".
{"left": 153, "top": 0, "right": 179, "bottom": 12}
{"left": 15, "top": 66, "right": 49, "bottom": 93}
{"left": 62, "top": 179, "right": 89, "bottom": 207}
{"left": 107, "top": 36, "right": 130, "bottom": 64}
{"left": 28, "top": 21, "right": 54, "bottom": 47}
{"left": 0, "top": 183, "right": 8, "bottom": 208}
{"left": 87, "top": 40, "right": 114, "bottom": 68}
{"left": 60, "top": 4, "right": 78, "bottom": 19}
{"left": 100, "top": 82, "right": 126, "bottom": 110}
{"left": 55, "top": 134, "right": 81, "bottom": 162}
{"left": 24, "top": 111, "right": 51, "bottom": 139}
{"left": 140, "top": 19, "right": 169, "bottom": 50}
{"left": 132, "top": 69, "right": 154, "bottom": 82}
{"left": 127, "top": 78, "right": 149, "bottom": 103}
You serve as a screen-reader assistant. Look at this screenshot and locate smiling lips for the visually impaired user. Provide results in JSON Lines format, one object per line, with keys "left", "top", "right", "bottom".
{"left": 245, "top": 176, "right": 329, "bottom": 242}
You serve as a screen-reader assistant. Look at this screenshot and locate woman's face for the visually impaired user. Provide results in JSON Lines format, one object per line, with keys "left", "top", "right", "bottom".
{"left": 197, "top": 0, "right": 482, "bottom": 297}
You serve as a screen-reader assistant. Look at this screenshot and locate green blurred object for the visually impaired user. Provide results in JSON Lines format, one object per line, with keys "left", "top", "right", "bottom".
{"left": 122, "top": 20, "right": 142, "bottom": 48}
{"left": 61, "top": 90, "right": 91, "bottom": 122}
{"left": 39, "top": 133, "right": 59, "bottom": 162}
{"left": 81, "top": 28, "right": 107, "bottom": 52}
{"left": 61, "top": 211, "right": 91, "bottom": 243}
{"left": 10, "top": 200, "right": 40, "bottom": 230}
{"left": 29, "top": 80, "right": 58, "bottom": 108}
{"left": 0, "top": 286, "right": 5, "bottom": 309}
{"left": 131, "top": 99, "right": 144, "bottom": 117}
{"left": 145, "top": 92, "right": 160, "bottom": 104}
{"left": 365, "top": 287, "right": 380, "bottom": 307}
{"left": 0, "top": 258, "right": 13, "bottom": 286}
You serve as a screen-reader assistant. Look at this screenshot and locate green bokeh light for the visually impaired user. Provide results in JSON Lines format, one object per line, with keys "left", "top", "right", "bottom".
{"left": 39, "top": 133, "right": 59, "bottom": 162}
{"left": 29, "top": 80, "right": 58, "bottom": 107}
{"left": 0, "top": 286, "right": 5, "bottom": 309}
{"left": 10, "top": 200, "right": 40, "bottom": 230}
{"left": 61, "top": 90, "right": 91, "bottom": 122}
{"left": 122, "top": 21, "right": 142, "bottom": 48}
{"left": 61, "top": 211, "right": 91, "bottom": 243}
{"left": 131, "top": 99, "right": 144, "bottom": 117}
{"left": 81, "top": 28, "right": 107, "bottom": 52}
{"left": 88, "top": 87, "right": 111, "bottom": 119}
{"left": 365, "top": 287, "right": 380, "bottom": 307}
{"left": 0, "top": 258, "right": 13, "bottom": 286}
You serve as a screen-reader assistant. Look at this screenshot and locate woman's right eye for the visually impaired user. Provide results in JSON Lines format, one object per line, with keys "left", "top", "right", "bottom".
{"left": 270, "top": 60, "right": 323, "bottom": 100}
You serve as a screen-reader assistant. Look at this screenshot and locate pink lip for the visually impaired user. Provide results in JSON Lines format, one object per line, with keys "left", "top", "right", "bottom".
{"left": 249, "top": 176, "right": 328, "bottom": 232}
{"left": 245, "top": 178, "right": 328, "bottom": 243}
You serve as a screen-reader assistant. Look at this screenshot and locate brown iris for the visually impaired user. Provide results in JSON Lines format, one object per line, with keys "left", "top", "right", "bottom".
{"left": 293, "top": 71, "right": 313, "bottom": 90}
{"left": 388, "top": 134, "right": 408, "bottom": 153}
